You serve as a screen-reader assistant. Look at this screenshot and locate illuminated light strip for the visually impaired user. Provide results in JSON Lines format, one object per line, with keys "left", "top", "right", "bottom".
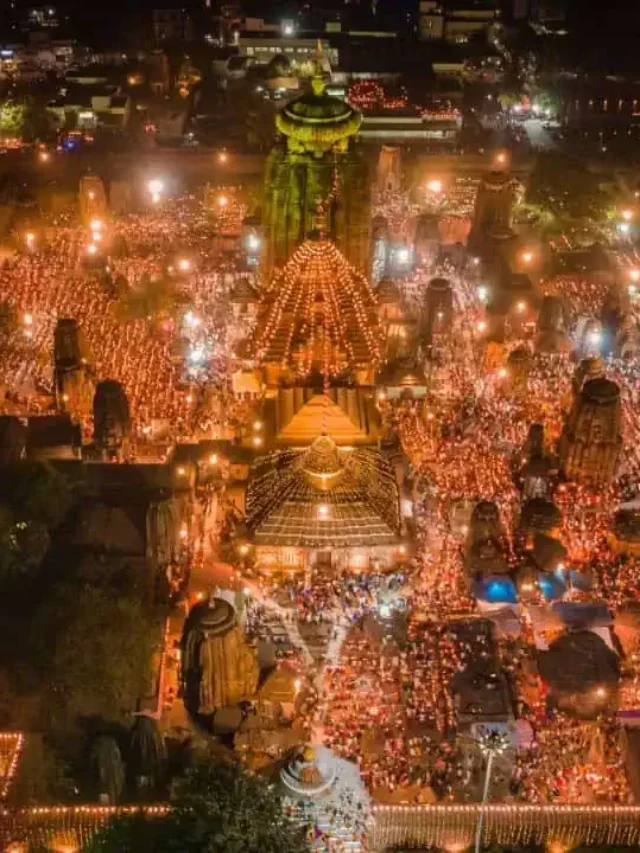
{"left": 0, "top": 733, "right": 24, "bottom": 801}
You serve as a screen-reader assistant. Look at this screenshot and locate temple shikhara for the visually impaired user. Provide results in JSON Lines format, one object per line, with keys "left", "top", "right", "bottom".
{"left": 5, "top": 36, "right": 640, "bottom": 853}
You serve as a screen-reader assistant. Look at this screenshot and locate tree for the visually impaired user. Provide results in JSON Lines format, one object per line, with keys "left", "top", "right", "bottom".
{"left": 0, "top": 462, "right": 72, "bottom": 583}
{"left": 527, "top": 153, "right": 611, "bottom": 221}
{"left": 38, "top": 585, "right": 162, "bottom": 730}
{"left": 0, "top": 98, "right": 57, "bottom": 142}
{"left": 87, "top": 761, "right": 311, "bottom": 853}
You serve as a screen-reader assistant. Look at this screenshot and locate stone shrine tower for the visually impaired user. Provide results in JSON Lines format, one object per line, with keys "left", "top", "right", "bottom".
{"left": 262, "top": 73, "right": 370, "bottom": 277}
{"left": 559, "top": 377, "right": 622, "bottom": 487}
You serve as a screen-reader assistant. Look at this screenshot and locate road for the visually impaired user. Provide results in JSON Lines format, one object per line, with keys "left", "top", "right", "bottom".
{"left": 522, "top": 119, "right": 557, "bottom": 152}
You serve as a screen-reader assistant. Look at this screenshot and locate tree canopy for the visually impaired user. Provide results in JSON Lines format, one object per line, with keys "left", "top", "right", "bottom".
{"left": 87, "top": 761, "right": 311, "bottom": 853}
{"left": 526, "top": 153, "right": 611, "bottom": 221}
{"left": 0, "top": 98, "right": 57, "bottom": 142}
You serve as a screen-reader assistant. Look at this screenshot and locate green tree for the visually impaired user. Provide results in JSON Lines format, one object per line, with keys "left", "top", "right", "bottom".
{"left": 527, "top": 153, "right": 610, "bottom": 221}
{"left": 0, "top": 98, "right": 56, "bottom": 142}
{"left": 87, "top": 761, "right": 311, "bottom": 853}
{"left": 39, "top": 585, "right": 162, "bottom": 729}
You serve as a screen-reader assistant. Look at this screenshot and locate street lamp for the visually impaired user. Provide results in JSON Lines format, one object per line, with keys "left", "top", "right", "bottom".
{"left": 476, "top": 285, "right": 489, "bottom": 304}
{"left": 473, "top": 730, "right": 510, "bottom": 853}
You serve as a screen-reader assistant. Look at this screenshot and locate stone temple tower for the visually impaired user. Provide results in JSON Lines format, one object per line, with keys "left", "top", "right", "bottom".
{"left": 262, "top": 73, "right": 370, "bottom": 277}
{"left": 559, "top": 377, "right": 622, "bottom": 487}
{"left": 471, "top": 170, "right": 522, "bottom": 243}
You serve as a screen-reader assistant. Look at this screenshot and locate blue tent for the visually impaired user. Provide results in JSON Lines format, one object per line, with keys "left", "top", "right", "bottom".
{"left": 474, "top": 576, "right": 518, "bottom": 605}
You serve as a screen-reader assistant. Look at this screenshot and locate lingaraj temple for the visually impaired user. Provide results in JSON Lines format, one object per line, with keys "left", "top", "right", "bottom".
{"left": 5, "top": 62, "right": 640, "bottom": 853}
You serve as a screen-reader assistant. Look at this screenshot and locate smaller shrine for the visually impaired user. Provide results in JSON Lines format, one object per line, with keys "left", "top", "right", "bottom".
{"left": 280, "top": 745, "right": 371, "bottom": 852}
{"left": 181, "top": 596, "right": 259, "bottom": 721}
{"left": 54, "top": 318, "right": 95, "bottom": 415}
{"left": 93, "top": 379, "right": 131, "bottom": 461}
{"left": 559, "top": 376, "right": 622, "bottom": 487}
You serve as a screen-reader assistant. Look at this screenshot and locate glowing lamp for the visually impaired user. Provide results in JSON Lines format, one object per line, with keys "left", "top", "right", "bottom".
{"left": 621, "top": 208, "right": 634, "bottom": 222}
{"left": 239, "top": 543, "right": 249, "bottom": 556}
{"left": 177, "top": 466, "right": 187, "bottom": 476}
{"left": 148, "top": 178, "right": 164, "bottom": 195}
{"left": 498, "top": 367, "right": 507, "bottom": 378}
{"left": 595, "top": 686, "right": 607, "bottom": 699}
{"left": 317, "top": 503, "right": 329, "bottom": 520}
{"left": 209, "top": 453, "right": 218, "bottom": 465}
{"left": 25, "top": 232, "right": 35, "bottom": 246}
{"left": 189, "top": 347, "right": 205, "bottom": 365}
{"left": 184, "top": 311, "right": 200, "bottom": 328}
{"left": 38, "top": 150, "right": 50, "bottom": 162}
{"left": 619, "top": 222, "right": 631, "bottom": 234}
{"left": 86, "top": 243, "right": 97, "bottom": 255}
{"left": 23, "top": 313, "right": 33, "bottom": 326}
{"left": 218, "top": 151, "right": 228, "bottom": 164}
{"left": 629, "top": 268, "right": 640, "bottom": 282}
{"left": 427, "top": 178, "right": 443, "bottom": 194}
{"left": 218, "top": 195, "right": 228, "bottom": 208}
{"left": 247, "top": 233, "right": 261, "bottom": 252}
{"left": 516, "top": 301, "right": 526, "bottom": 313}
{"left": 494, "top": 151, "right": 507, "bottom": 166}
{"left": 476, "top": 285, "right": 489, "bottom": 303}
{"left": 521, "top": 251, "right": 533, "bottom": 264}
{"left": 477, "top": 321, "right": 487, "bottom": 332}
{"left": 589, "top": 330, "right": 602, "bottom": 346}
{"left": 90, "top": 218, "right": 103, "bottom": 232}
{"left": 253, "top": 420, "right": 263, "bottom": 431}
{"left": 88, "top": 191, "right": 95, "bottom": 200}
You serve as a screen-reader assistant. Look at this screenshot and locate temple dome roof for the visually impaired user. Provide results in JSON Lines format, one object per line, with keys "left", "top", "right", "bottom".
{"left": 301, "top": 434, "right": 343, "bottom": 491}
{"left": 280, "top": 745, "right": 337, "bottom": 799}
{"left": 276, "top": 77, "right": 361, "bottom": 152}
{"left": 582, "top": 376, "right": 620, "bottom": 405}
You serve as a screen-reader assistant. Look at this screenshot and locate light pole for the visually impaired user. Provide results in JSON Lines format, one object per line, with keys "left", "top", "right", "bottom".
{"left": 473, "top": 730, "right": 510, "bottom": 853}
